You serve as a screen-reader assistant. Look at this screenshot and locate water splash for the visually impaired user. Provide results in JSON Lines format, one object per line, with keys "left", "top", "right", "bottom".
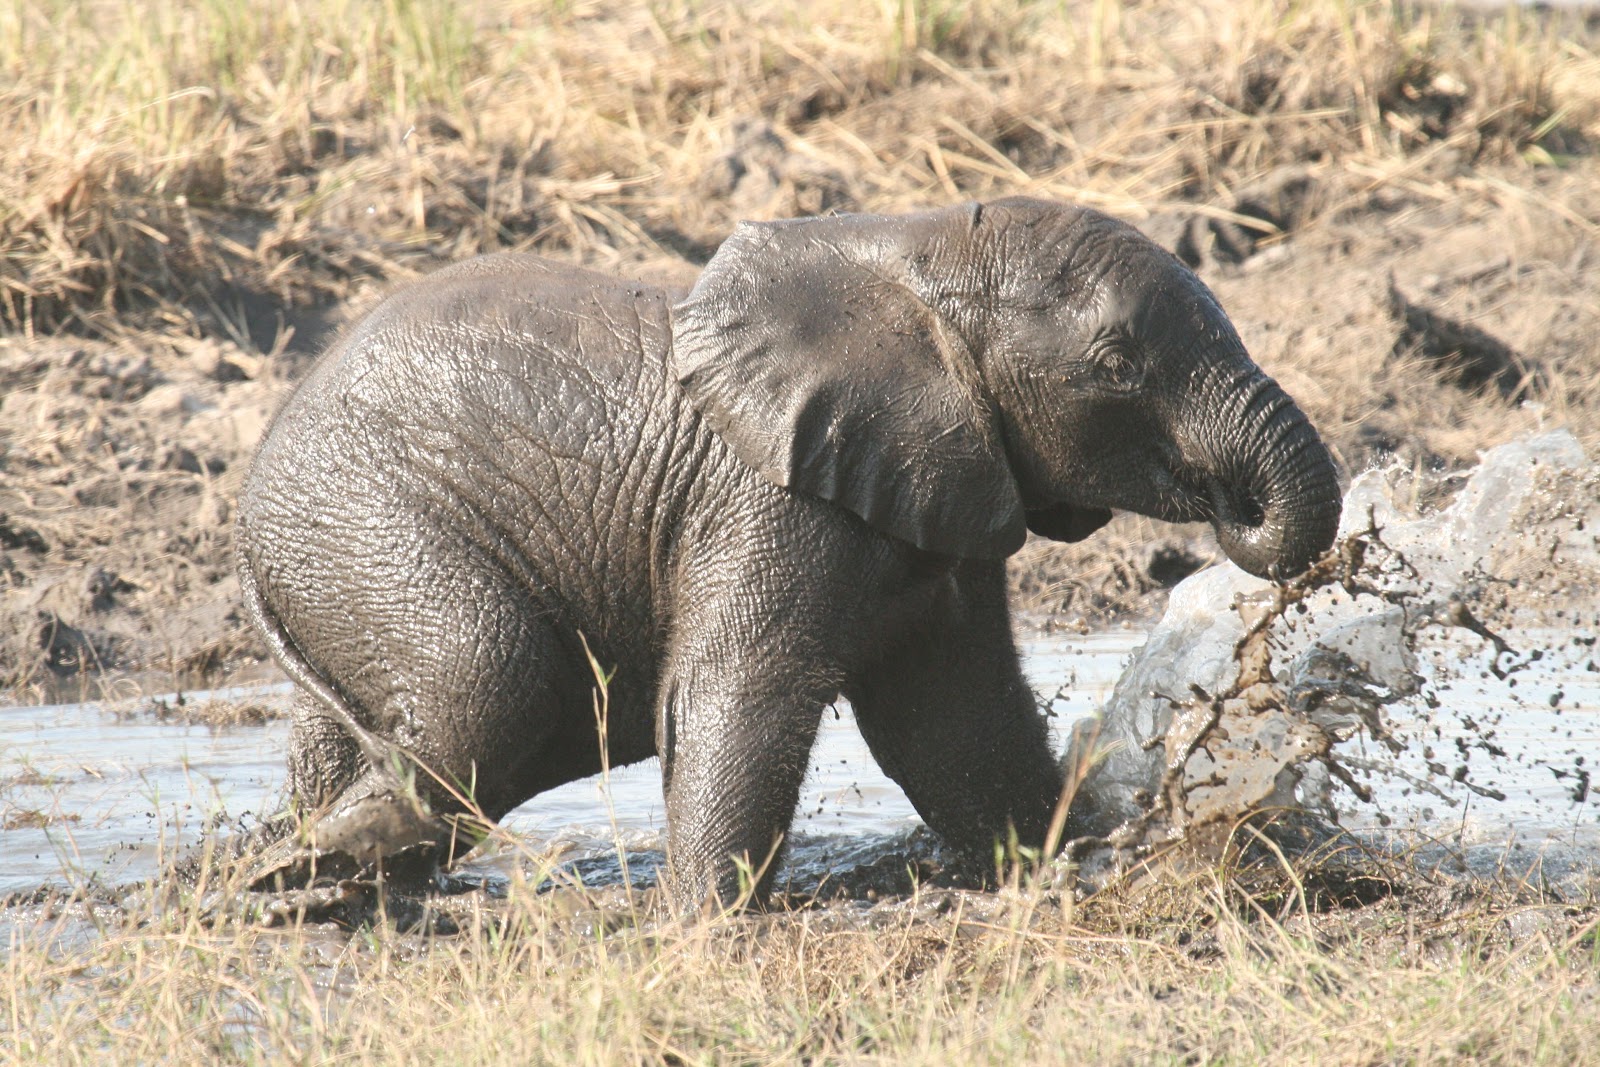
{"left": 1063, "top": 431, "right": 1600, "bottom": 879}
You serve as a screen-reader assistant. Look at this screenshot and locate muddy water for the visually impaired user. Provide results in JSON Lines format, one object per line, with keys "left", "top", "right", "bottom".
{"left": 0, "top": 633, "right": 1141, "bottom": 896}
{"left": 3, "top": 624, "right": 1595, "bottom": 898}
{"left": 0, "top": 683, "right": 294, "bottom": 897}
{"left": 1344, "top": 628, "right": 1600, "bottom": 845}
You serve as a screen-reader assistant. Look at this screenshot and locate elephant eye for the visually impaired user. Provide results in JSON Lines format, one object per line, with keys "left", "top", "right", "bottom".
{"left": 1088, "top": 335, "right": 1143, "bottom": 392}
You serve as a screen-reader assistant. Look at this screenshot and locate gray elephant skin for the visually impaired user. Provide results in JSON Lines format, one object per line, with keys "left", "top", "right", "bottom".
{"left": 235, "top": 198, "right": 1342, "bottom": 910}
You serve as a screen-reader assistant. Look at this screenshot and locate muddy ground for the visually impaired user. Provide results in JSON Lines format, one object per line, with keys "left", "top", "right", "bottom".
{"left": 3, "top": 158, "right": 1596, "bottom": 704}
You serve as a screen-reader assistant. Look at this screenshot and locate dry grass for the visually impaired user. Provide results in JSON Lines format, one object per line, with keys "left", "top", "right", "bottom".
{"left": 3, "top": 842, "right": 1596, "bottom": 1064}
{"left": 3, "top": 0, "right": 1597, "bottom": 341}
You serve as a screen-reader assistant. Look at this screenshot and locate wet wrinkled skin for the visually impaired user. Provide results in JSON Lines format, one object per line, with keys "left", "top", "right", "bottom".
{"left": 234, "top": 198, "right": 1341, "bottom": 913}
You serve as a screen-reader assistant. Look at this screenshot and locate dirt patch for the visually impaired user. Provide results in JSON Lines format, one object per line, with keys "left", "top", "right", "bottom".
{"left": 0, "top": 336, "right": 281, "bottom": 701}
{"left": 121, "top": 695, "right": 285, "bottom": 726}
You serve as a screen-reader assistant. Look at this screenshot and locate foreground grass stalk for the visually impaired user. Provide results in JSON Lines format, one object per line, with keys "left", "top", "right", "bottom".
{"left": 2, "top": 850, "right": 1597, "bottom": 1062}
{"left": 579, "top": 631, "right": 637, "bottom": 919}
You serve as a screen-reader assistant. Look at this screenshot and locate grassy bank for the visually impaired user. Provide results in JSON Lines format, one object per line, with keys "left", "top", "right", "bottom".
{"left": 4, "top": 850, "right": 1597, "bottom": 1064}
{"left": 4, "top": 0, "right": 1597, "bottom": 340}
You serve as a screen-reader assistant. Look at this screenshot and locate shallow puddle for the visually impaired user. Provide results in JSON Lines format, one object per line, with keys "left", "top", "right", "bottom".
{"left": 1, "top": 683, "right": 294, "bottom": 896}
{"left": 1, "top": 632, "right": 1143, "bottom": 897}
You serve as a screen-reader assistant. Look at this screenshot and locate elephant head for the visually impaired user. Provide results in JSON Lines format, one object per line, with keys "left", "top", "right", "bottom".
{"left": 671, "top": 198, "right": 1342, "bottom": 579}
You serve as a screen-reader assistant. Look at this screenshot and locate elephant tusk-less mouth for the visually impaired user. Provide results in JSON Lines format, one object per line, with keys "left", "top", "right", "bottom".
{"left": 1151, "top": 467, "right": 1237, "bottom": 528}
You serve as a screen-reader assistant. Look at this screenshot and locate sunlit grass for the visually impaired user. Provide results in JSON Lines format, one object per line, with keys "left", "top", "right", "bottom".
{"left": 11, "top": 754, "right": 1592, "bottom": 1063}
{"left": 3, "top": 844, "right": 1596, "bottom": 1064}
{"left": 3, "top": 0, "right": 1596, "bottom": 335}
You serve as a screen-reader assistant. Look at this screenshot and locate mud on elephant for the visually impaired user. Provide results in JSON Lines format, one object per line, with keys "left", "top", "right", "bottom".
{"left": 235, "top": 198, "right": 1342, "bottom": 911}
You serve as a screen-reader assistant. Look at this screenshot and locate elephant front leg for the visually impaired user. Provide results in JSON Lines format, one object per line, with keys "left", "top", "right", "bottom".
{"left": 849, "top": 565, "right": 1071, "bottom": 871}
{"left": 656, "top": 659, "right": 829, "bottom": 913}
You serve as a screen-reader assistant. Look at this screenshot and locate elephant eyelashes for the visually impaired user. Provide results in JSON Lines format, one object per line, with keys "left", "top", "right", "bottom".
{"left": 1084, "top": 334, "right": 1143, "bottom": 393}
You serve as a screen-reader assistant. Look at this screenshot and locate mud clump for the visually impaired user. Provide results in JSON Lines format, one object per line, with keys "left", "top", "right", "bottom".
{"left": 1388, "top": 278, "right": 1538, "bottom": 400}
{"left": 125, "top": 695, "right": 285, "bottom": 726}
{"left": 1139, "top": 165, "right": 1323, "bottom": 272}
{"left": 699, "top": 119, "right": 856, "bottom": 225}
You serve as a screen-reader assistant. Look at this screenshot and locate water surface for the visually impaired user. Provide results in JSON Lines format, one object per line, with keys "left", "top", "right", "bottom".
{"left": 0, "top": 633, "right": 1140, "bottom": 895}
{"left": 3, "top": 625, "right": 1595, "bottom": 897}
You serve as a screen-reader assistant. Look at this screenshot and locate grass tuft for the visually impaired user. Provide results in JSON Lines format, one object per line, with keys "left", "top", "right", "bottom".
{"left": 2, "top": 842, "right": 1595, "bottom": 1063}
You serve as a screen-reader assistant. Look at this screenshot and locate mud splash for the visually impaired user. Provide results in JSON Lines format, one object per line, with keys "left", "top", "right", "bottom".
{"left": 1063, "top": 431, "right": 1600, "bottom": 887}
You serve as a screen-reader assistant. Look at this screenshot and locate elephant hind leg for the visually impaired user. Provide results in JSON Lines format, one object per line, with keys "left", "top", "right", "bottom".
{"left": 286, "top": 689, "right": 364, "bottom": 809}
{"left": 254, "top": 508, "right": 618, "bottom": 877}
{"left": 281, "top": 652, "right": 581, "bottom": 873}
{"left": 262, "top": 690, "right": 456, "bottom": 880}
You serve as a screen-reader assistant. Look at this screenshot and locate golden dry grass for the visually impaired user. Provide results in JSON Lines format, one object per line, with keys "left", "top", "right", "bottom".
{"left": 4, "top": 0, "right": 1597, "bottom": 343}
{"left": 3, "top": 842, "right": 1596, "bottom": 1065}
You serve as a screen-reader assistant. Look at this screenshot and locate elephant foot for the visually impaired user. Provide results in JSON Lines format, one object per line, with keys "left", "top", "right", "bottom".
{"left": 243, "top": 775, "right": 471, "bottom": 893}
{"left": 256, "top": 877, "right": 376, "bottom": 927}
{"left": 245, "top": 833, "right": 449, "bottom": 893}
{"left": 252, "top": 866, "right": 466, "bottom": 933}
{"left": 311, "top": 789, "right": 457, "bottom": 866}
{"left": 246, "top": 842, "right": 364, "bottom": 892}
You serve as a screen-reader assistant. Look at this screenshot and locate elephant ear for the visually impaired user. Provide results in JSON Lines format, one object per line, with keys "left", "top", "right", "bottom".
{"left": 670, "top": 209, "right": 1026, "bottom": 559}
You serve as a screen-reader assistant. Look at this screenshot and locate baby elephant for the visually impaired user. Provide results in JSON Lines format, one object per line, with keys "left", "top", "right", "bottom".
{"left": 236, "top": 198, "right": 1341, "bottom": 910}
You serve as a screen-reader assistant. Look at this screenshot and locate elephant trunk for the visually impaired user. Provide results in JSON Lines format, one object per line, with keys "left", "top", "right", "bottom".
{"left": 1201, "top": 368, "right": 1343, "bottom": 580}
